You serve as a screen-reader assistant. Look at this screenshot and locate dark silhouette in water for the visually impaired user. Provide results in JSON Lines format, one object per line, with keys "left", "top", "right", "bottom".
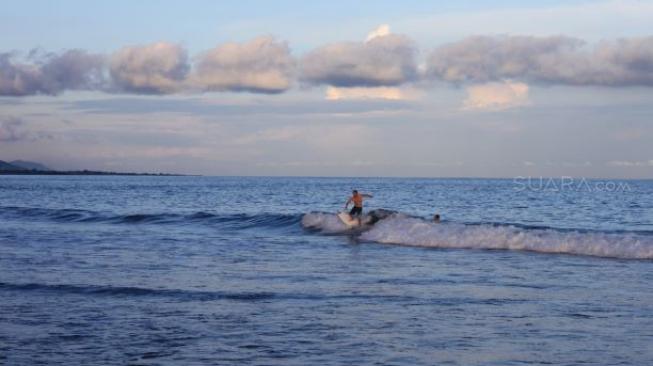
{"left": 366, "top": 209, "right": 396, "bottom": 225}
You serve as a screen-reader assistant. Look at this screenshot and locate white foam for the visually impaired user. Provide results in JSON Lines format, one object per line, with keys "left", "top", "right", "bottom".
{"left": 359, "top": 216, "right": 653, "bottom": 260}
{"left": 301, "top": 212, "right": 350, "bottom": 233}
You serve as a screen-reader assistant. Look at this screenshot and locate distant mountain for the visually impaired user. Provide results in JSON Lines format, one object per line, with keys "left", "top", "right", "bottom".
{"left": 0, "top": 160, "right": 182, "bottom": 176}
{"left": 0, "top": 159, "right": 183, "bottom": 176}
{"left": 0, "top": 160, "right": 27, "bottom": 171}
{"left": 10, "top": 160, "right": 51, "bottom": 171}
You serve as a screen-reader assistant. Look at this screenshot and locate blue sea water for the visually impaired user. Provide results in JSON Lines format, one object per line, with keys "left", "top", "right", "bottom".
{"left": 1, "top": 176, "right": 652, "bottom": 365}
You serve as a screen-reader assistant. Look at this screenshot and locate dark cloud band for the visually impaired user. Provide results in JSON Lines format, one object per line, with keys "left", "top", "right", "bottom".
{"left": 426, "top": 35, "right": 653, "bottom": 86}
{"left": 2, "top": 34, "right": 653, "bottom": 97}
{"left": 0, "top": 50, "right": 104, "bottom": 96}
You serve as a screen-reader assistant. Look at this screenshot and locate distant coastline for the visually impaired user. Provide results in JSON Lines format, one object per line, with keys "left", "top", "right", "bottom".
{"left": 0, "top": 160, "right": 185, "bottom": 176}
{"left": 0, "top": 170, "right": 184, "bottom": 176}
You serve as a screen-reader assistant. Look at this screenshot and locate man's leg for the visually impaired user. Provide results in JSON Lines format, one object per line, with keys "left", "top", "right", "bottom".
{"left": 355, "top": 207, "right": 363, "bottom": 225}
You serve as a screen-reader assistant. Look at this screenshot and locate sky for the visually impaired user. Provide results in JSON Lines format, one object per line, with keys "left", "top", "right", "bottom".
{"left": 1, "top": 0, "right": 653, "bottom": 178}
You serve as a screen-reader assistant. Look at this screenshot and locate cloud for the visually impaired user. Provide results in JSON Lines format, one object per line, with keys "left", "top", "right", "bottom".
{"left": 462, "top": 81, "right": 529, "bottom": 111}
{"left": 607, "top": 160, "right": 653, "bottom": 167}
{"left": 427, "top": 35, "right": 582, "bottom": 83}
{"left": 193, "top": 36, "right": 294, "bottom": 93}
{"left": 0, "top": 50, "right": 104, "bottom": 96}
{"left": 71, "top": 96, "right": 411, "bottom": 116}
{"left": 325, "top": 86, "right": 405, "bottom": 100}
{"left": 300, "top": 25, "right": 417, "bottom": 87}
{"left": 614, "top": 128, "right": 644, "bottom": 141}
{"left": 233, "top": 125, "right": 304, "bottom": 145}
{"left": 4, "top": 32, "right": 653, "bottom": 98}
{"left": 0, "top": 116, "right": 53, "bottom": 142}
{"left": 233, "top": 124, "right": 371, "bottom": 151}
{"left": 0, "top": 116, "right": 27, "bottom": 141}
{"left": 109, "top": 42, "right": 189, "bottom": 94}
{"left": 427, "top": 35, "right": 653, "bottom": 87}
{"left": 591, "top": 37, "right": 653, "bottom": 86}
{"left": 366, "top": 24, "right": 391, "bottom": 42}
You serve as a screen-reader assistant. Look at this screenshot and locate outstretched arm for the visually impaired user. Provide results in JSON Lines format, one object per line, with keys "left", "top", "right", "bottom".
{"left": 344, "top": 197, "right": 352, "bottom": 209}
{"left": 362, "top": 193, "right": 373, "bottom": 198}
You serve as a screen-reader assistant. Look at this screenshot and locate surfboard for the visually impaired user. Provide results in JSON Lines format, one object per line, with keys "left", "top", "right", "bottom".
{"left": 337, "top": 211, "right": 360, "bottom": 228}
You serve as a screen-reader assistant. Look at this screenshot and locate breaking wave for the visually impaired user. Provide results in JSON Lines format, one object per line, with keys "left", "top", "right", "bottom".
{"left": 302, "top": 212, "right": 653, "bottom": 260}
{"left": 5, "top": 204, "right": 652, "bottom": 259}
{"left": 301, "top": 211, "right": 355, "bottom": 233}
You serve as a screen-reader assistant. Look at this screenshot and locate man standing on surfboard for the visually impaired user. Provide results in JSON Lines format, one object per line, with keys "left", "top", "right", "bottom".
{"left": 345, "top": 190, "right": 373, "bottom": 223}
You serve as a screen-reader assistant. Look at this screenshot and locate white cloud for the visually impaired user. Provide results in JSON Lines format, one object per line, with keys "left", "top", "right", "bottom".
{"left": 300, "top": 25, "right": 417, "bottom": 87}
{"left": 325, "top": 86, "right": 405, "bottom": 100}
{"left": 462, "top": 81, "right": 529, "bottom": 111}
{"left": 109, "top": 42, "right": 189, "bottom": 94}
{"left": 366, "top": 24, "right": 391, "bottom": 42}
{"left": 193, "top": 36, "right": 294, "bottom": 94}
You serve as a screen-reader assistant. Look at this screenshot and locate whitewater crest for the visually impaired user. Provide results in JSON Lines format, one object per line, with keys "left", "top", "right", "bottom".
{"left": 301, "top": 209, "right": 399, "bottom": 233}
{"left": 302, "top": 212, "right": 653, "bottom": 260}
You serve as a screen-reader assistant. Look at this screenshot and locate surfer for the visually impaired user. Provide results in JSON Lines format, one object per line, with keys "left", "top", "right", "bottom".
{"left": 345, "top": 190, "right": 373, "bottom": 224}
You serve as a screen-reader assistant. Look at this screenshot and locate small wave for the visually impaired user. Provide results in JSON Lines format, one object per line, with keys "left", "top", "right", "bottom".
{"left": 0, "top": 206, "right": 301, "bottom": 229}
{"left": 217, "top": 212, "right": 301, "bottom": 230}
{"left": 0, "top": 282, "right": 435, "bottom": 303}
{"left": 0, "top": 206, "right": 97, "bottom": 222}
{"left": 0, "top": 282, "right": 276, "bottom": 302}
{"left": 359, "top": 216, "right": 653, "bottom": 260}
{"left": 464, "top": 221, "right": 653, "bottom": 236}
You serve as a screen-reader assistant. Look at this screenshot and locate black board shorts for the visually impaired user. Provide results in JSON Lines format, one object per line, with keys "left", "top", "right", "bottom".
{"left": 349, "top": 206, "right": 363, "bottom": 216}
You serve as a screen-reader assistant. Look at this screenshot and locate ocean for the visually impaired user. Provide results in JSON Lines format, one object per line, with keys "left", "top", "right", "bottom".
{"left": 1, "top": 176, "right": 652, "bottom": 365}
